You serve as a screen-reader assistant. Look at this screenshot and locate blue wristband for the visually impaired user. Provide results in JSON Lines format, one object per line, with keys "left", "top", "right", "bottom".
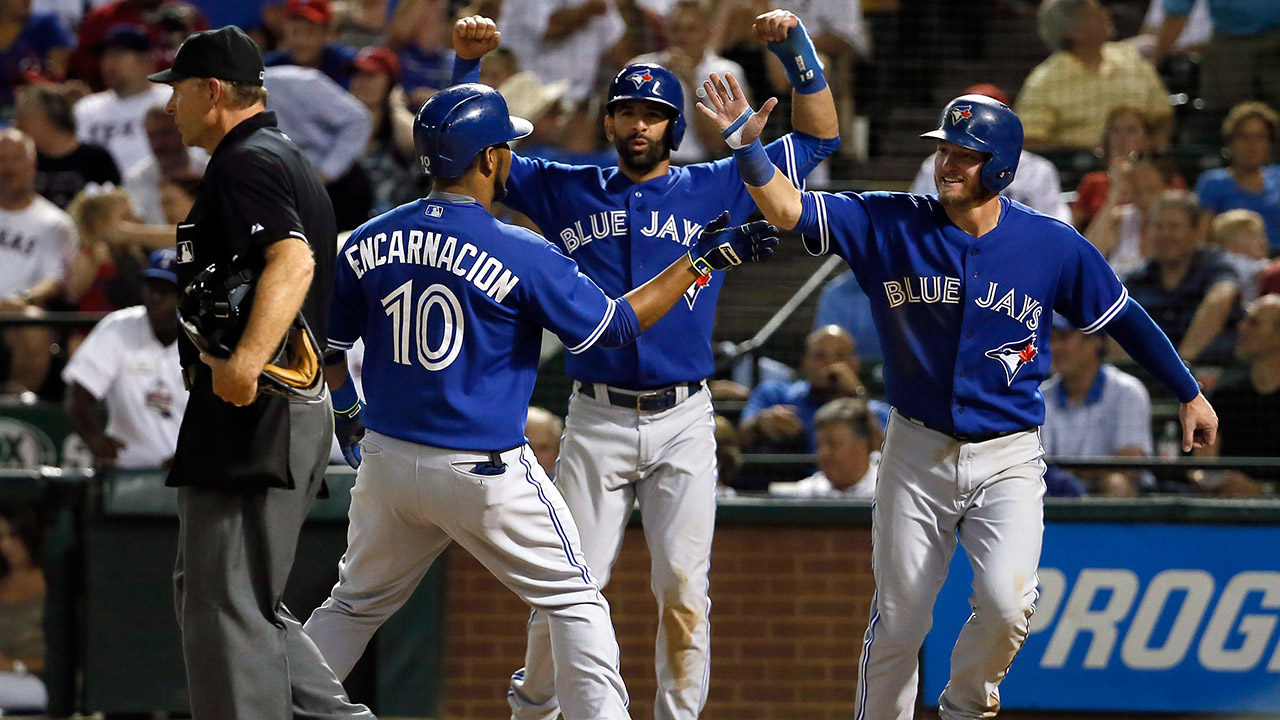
{"left": 766, "top": 19, "right": 827, "bottom": 94}
{"left": 331, "top": 374, "right": 361, "bottom": 416}
{"left": 733, "top": 140, "right": 775, "bottom": 187}
{"left": 451, "top": 56, "right": 481, "bottom": 86}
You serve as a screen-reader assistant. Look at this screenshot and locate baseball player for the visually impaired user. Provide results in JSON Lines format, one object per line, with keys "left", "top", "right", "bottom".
{"left": 698, "top": 78, "right": 1219, "bottom": 719}
{"left": 449, "top": 13, "right": 839, "bottom": 719}
{"left": 302, "top": 83, "right": 779, "bottom": 720}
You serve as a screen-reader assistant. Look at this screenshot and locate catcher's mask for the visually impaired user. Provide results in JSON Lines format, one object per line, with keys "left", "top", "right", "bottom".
{"left": 179, "top": 262, "right": 324, "bottom": 402}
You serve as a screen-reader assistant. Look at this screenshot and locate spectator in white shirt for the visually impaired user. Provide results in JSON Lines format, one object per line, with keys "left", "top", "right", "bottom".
{"left": 123, "top": 105, "right": 207, "bottom": 225}
{"left": 909, "top": 84, "right": 1071, "bottom": 222}
{"left": 0, "top": 128, "right": 78, "bottom": 395}
{"left": 498, "top": 0, "right": 625, "bottom": 102}
{"left": 62, "top": 248, "right": 185, "bottom": 469}
{"left": 1041, "top": 315, "right": 1153, "bottom": 496}
{"left": 73, "top": 25, "right": 172, "bottom": 173}
{"left": 772, "top": 397, "right": 883, "bottom": 499}
{"left": 632, "top": 0, "right": 749, "bottom": 163}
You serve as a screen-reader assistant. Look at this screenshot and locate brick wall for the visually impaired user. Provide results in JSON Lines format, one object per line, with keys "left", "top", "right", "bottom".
{"left": 440, "top": 524, "right": 875, "bottom": 720}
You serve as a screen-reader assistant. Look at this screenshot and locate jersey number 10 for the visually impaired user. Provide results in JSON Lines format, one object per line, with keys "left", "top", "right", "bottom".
{"left": 380, "top": 279, "right": 466, "bottom": 371}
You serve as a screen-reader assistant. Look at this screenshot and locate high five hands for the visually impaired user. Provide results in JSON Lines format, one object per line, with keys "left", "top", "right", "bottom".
{"left": 696, "top": 72, "right": 778, "bottom": 149}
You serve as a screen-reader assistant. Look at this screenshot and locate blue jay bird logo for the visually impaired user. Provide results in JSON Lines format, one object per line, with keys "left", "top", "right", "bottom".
{"left": 627, "top": 71, "right": 653, "bottom": 89}
{"left": 985, "top": 334, "right": 1039, "bottom": 385}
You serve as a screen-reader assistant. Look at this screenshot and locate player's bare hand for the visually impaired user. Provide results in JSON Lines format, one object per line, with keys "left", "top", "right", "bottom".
{"left": 696, "top": 72, "right": 777, "bottom": 147}
{"left": 1179, "top": 393, "right": 1217, "bottom": 452}
{"left": 753, "top": 9, "right": 799, "bottom": 43}
{"left": 757, "top": 405, "right": 805, "bottom": 440}
{"left": 201, "top": 352, "right": 259, "bottom": 407}
{"left": 453, "top": 15, "right": 500, "bottom": 60}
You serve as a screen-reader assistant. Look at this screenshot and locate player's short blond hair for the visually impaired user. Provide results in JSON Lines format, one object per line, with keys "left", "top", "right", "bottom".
{"left": 1212, "top": 209, "right": 1266, "bottom": 246}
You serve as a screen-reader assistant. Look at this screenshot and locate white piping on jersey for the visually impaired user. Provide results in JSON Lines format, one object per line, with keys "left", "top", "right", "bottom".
{"left": 328, "top": 337, "right": 356, "bottom": 352}
{"left": 782, "top": 135, "right": 798, "bottom": 189}
{"left": 814, "top": 192, "right": 831, "bottom": 255}
{"left": 1081, "top": 286, "right": 1129, "bottom": 334}
{"left": 566, "top": 298, "right": 617, "bottom": 355}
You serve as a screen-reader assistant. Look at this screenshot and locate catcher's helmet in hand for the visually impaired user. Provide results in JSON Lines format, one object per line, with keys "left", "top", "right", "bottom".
{"left": 179, "top": 262, "right": 324, "bottom": 401}
{"left": 920, "top": 94, "right": 1023, "bottom": 193}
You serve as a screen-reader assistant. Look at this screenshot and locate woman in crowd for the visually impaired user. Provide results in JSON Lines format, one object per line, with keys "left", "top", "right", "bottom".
{"left": 1072, "top": 103, "right": 1175, "bottom": 228}
{"left": 1195, "top": 101, "right": 1280, "bottom": 255}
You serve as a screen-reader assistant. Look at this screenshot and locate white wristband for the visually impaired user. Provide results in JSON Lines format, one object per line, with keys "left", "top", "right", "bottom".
{"left": 722, "top": 107, "right": 755, "bottom": 150}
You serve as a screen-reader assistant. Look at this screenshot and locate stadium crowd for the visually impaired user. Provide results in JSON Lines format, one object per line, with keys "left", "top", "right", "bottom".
{"left": 0, "top": 0, "right": 1278, "bottom": 504}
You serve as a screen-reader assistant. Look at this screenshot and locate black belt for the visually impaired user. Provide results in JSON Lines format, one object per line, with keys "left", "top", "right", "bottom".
{"left": 578, "top": 381, "right": 703, "bottom": 412}
{"left": 901, "top": 414, "right": 1032, "bottom": 444}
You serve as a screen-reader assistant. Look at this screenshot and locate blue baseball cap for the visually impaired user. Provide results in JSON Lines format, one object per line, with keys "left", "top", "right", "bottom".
{"left": 143, "top": 248, "right": 179, "bottom": 285}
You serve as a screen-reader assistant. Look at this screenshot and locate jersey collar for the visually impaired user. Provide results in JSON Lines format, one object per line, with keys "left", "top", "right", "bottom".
{"left": 426, "top": 189, "right": 479, "bottom": 204}
{"left": 604, "top": 165, "right": 678, "bottom": 195}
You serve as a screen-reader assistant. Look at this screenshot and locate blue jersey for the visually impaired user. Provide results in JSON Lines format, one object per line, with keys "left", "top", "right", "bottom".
{"left": 796, "top": 193, "right": 1128, "bottom": 436}
{"left": 329, "top": 197, "right": 632, "bottom": 451}
{"left": 503, "top": 133, "right": 832, "bottom": 389}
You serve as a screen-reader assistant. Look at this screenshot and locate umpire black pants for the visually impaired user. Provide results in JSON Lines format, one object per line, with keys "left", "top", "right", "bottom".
{"left": 173, "top": 396, "right": 373, "bottom": 720}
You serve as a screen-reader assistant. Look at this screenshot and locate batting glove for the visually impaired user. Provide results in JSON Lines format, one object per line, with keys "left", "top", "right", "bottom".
{"left": 333, "top": 400, "right": 366, "bottom": 469}
{"left": 687, "top": 211, "right": 780, "bottom": 275}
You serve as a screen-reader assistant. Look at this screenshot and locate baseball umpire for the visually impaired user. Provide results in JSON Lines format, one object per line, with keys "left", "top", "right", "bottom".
{"left": 301, "top": 82, "right": 778, "bottom": 720}
{"left": 449, "top": 13, "right": 839, "bottom": 719}
{"left": 151, "top": 26, "right": 373, "bottom": 720}
{"left": 699, "top": 78, "right": 1218, "bottom": 719}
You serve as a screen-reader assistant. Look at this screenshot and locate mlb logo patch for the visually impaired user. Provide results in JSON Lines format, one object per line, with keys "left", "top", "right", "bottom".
{"left": 177, "top": 241, "right": 195, "bottom": 264}
{"left": 425, "top": 205, "right": 443, "bottom": 218}
{"left": 948, "top": 105, "right": 973, "bottom": 125}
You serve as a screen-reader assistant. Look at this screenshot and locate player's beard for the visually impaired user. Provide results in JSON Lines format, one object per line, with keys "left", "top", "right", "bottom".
{"left": 935, "top": 174, "right": 996, "bottom": 210}
{"left": 615, "top": 131, "right": 669, "bottom": 175}
{"left": 493, "top": 172, "right": 508, "bottom": 203}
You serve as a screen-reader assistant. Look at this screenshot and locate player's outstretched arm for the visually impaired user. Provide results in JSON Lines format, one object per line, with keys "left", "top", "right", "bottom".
{"left": 1104, "top": 299, "right": 1218, "bottom": 451}
{"left": 755, "top": 10, "right": 838, "bottom": 139}
{"left": 624, "top": 213, "right": 778, "bottom": 329}
{"left": 451, "top": 15, "right": 500, "bottom": 85}
{"left": 698, "top": 72, "right": 803, "bottom": 230}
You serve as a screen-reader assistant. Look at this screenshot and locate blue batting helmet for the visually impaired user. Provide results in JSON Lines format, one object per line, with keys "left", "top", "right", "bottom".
{"left": 920, "top": 94, "right": 1023, "bottom": 193}
{"left": 413, "top": 83, "right": 533, "bottom": 179}
{"left": 606, "top": 63, "right": 686, "bottom": 150}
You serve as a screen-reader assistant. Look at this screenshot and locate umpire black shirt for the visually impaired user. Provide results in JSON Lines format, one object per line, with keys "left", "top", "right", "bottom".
{"left": 168, "top": 110, "right": 337, "bottom": 489}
